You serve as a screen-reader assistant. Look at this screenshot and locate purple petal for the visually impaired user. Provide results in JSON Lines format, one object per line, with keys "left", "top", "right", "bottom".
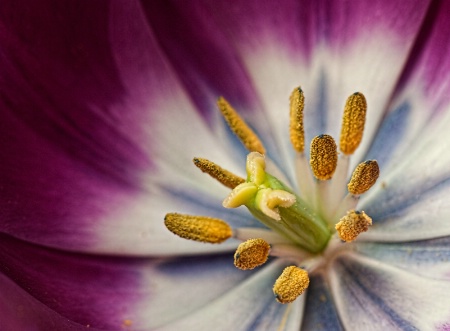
{"left": 0, "top": 0, "right": 247, "bottom": 254}
{"left": 0, "top": 233, "right": 260, "bottom": 329}
{"left": 0, "top": 273, "right": 97, "bottom": 331}
{"left": 365, "top": 0, "right": 450, "bottom": 172}
{"left": 397, "top": 0, "right": 450, "bottom": 109}
{"left": 0, "top": 233, "right": 310, "bottom": 330}
{"left": 0, "top": 233, "right": 143, "bottom": 329}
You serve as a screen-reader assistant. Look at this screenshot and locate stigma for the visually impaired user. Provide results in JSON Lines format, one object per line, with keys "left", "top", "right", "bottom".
{"left": 164, "top": 88, "right": 380, "bottom": 304}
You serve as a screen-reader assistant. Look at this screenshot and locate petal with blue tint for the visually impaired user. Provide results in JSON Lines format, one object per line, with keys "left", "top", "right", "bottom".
{"left": 365, "top": 0, "right": 450, "bottom": 176}
{"left": 359, "top": 108, "right": 450, "bottom": 241}
{"left": 329, "top": 252, "right": 450, "bottom": 330}
{"left": 353, "top": 237, "right": 450, "bottom": 281}
{"left": 301, "top": 273, "right": 344, "bottom": 331}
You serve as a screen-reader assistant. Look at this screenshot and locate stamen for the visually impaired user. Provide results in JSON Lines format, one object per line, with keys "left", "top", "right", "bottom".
{"left": 217, "top": 97, "right": 266, "bottom": 154}
{"left": 335, "top": 210, "right": 372, "bottom": 242}
{"left": 193, "top": 157, "right": 245, "bottom": 189}
{"left": 234, "top": 238, "right": 271, "bottom": 270}
{"left": 340, "top": 92, "right": 367, "bottom": 155}
{"left": 289, "top": 87, "right": 305, "bottom": 153}
{"left": 348, "top": 160, "right": 380, "bottom": 195}
{"left": 310, "top": 134, "right": 338, "bottom": 180}
{"left": 273, "top": 266, "right": 310, "bottom": 304}
{"left": 164, "top": 213, "right": 232, "bottom": 244}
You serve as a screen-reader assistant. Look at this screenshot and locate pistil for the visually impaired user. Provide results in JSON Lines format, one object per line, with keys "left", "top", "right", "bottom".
{"left": 223, "top": 152, "right": 331, "bottom": 253}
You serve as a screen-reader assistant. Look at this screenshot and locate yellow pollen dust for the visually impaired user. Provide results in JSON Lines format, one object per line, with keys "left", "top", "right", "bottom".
{"left": 193, "top": 157, "right": 245, "bottom": 189}
{"left": 289, "top": 87, "right": 305, "bottom": 153}
{"left": 335, "top": 210, "right": 372, "bottom": 242}
{"left": 340, "top": 92, "right": 367, "bottom": 155}
{"left": 273, "top": 266, "right": 310, "bottom": 304}
{"left": 164, "top": 213, "right": 232, "bottom": 244}
{"left": 217, "top": 97, "right": 266, "bottom": 154}
{"left": 348, "top": 160, "right": 380, "bottom": 195}
{"left": 234, "top": 238, "right": 270, "bottom": 270}
{"left": 310, "top": 134, "right": 338, "bottom": 180}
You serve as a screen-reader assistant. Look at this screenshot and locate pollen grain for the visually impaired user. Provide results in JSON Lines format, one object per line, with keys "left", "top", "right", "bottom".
{"left": 164, "top": 213, "right": 232, "bottom": 244}
{"left": 234, "top": 238, "right": 271, "bottom": 270}
{"left": 217, "top": 97, "right": 266, "bottom": 154}
{"left": 273, "top": 266, "right": 310, "bottom": 304}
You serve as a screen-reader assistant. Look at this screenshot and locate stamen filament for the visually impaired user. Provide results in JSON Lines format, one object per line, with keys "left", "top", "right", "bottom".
{"left": 193, "top": 157, "right": 245, "bottom": 189}
{"left": 340, "top": 92, "right": 367, "bottom": 155}
{"left": 233, "top": 227, "right": 287, "bottom": 244}
{"left": 289, "top": 87, "right": 305, "bottom": 153}
{"left": 217, "top": 97, "right": 266, "bottom": 154}
{"left": 269, "top": 244, "right": 311, "bottom": 260}
{"left": 273, "top": 266, "right": 310, "bottom": 304}
{"left": 164, "top": 213, "right": 232, "bottom": 244}
{"left": 234, "top": 238, "right": 271, "bottom": 270}
{"left": 326, "top": 155, "right": 351, "bottom": 220}
{"left": 295, "top": 153, "right": 315, "bottom": 206}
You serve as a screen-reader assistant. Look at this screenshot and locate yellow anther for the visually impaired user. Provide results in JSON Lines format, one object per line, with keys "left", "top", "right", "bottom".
{"left": 193, "top": 157, "right": 245, "bottom": 189}
{"left": 217, "top": 97, "right": 266, "bottom": 154}
{"left": 234, "top": 238, "right": 271, "bottom": 270}
{"left": 335, "top": 210, "right": 372, "bottom": 242}
{"left": 273, "top": 266, "right": 310, "bottom": 304}
{"left": 340, "top": 92, "right": 367, "bottom": 155}
{"left": 289, "top": 87, "right": 305, "bottom": 153}
{"left": 164, "top": 213, "right": 232, "bottom": 244}
{"left": 347, "top": 160, "right": 380, "bottom": 195}
{"left": 310, "top": 134, "right": 338, "bottom": 180}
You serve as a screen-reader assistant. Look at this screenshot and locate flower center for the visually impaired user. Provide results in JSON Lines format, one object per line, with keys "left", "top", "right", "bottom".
{"left": 164, "top": 87, "right": 379, "bottom": 303}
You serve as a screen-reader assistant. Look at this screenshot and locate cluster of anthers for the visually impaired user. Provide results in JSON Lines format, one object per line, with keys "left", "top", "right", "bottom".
{"left": 164, "top": 87, "right": 379, "bottom": 304}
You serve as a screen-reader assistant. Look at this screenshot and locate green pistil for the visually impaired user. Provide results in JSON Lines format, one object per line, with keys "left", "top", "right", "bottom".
{"left": 223, "top": 152, "right": 331, "bottom": 253}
